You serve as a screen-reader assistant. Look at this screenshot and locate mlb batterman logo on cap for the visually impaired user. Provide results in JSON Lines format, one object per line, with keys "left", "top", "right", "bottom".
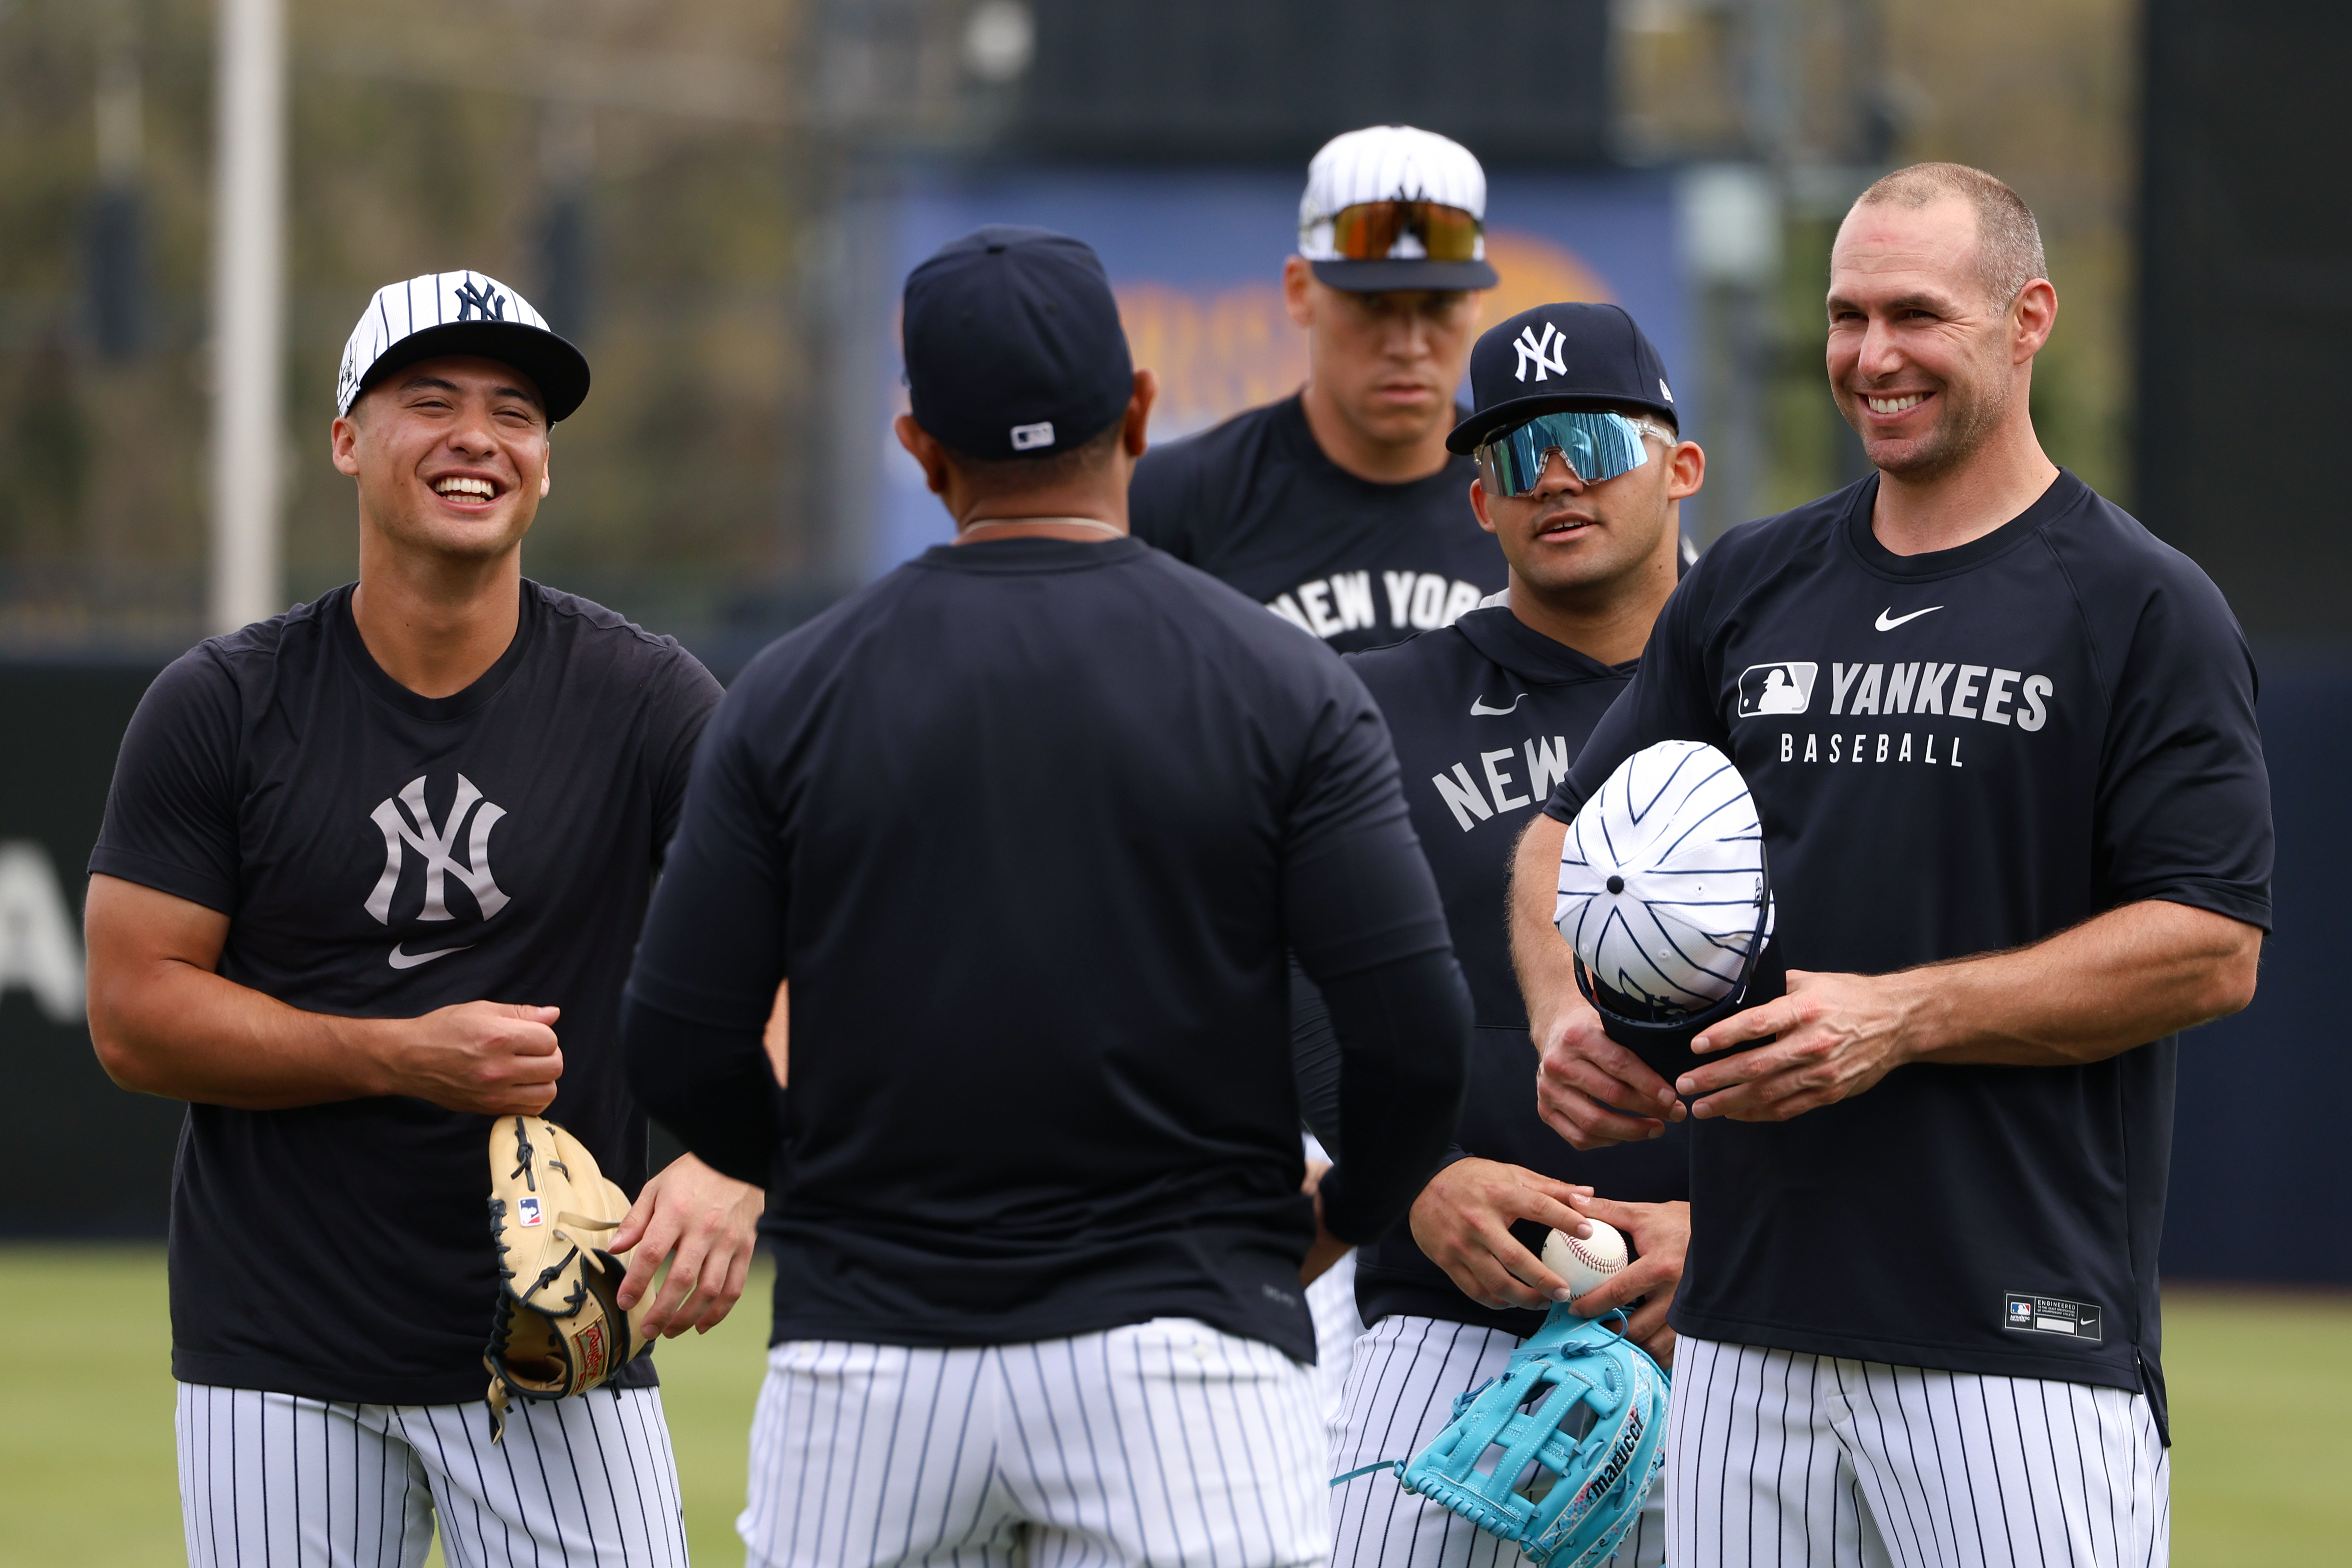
{"left": 901, "top": 225, "right": 1135, "bottom": 461}
{"left": 1298, "top": 125, "right": 1499, "bottom": 293}
{"left": 336, "top": 271, "right": 591, "bottom": 423}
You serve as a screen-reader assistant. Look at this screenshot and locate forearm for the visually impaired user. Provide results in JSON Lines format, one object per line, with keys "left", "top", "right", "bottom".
{"left": 90, "top": 957, "right": 394, "bottom": 1109}
{"left": 1896, "top": 900, "right": 2261, "bottom": 1067}
{"left": 1509, "top": 813, "right": 1577, "bottom": 1033}
{"left": 1312, "top": 947, "right": 1472, "bottom": 1244}
{"left": 621, "top": 995, "right": 785, "bottom": 1187}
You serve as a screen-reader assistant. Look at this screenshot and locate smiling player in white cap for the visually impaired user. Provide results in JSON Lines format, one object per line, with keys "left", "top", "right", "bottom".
{"left": 86, "top": 270, "right": 760, "bottom": 1567}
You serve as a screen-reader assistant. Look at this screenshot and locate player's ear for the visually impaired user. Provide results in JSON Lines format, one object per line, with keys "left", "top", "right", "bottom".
{"left": 331, "top": 413, "right": 363, "bottom": 478}
{"left": 1122, "top": 368, "right": 1157, "bottom": 458}
{"left": 894, "top": 413, "right": 953, "bottom": 498}
{"left": 2011, "top": 277, "right": 2058, "bottom": 364}
{"left": 1468, "top": 476, "right": 1498, "bottom": 538}
{"left": 1281, "top": 255, "right": 1316, "bottom": 329}
{"left": 539, "top": 441, "right": 553, "bottom": 499}
{"left": 1666, "top": 441, "right": 1705, "bottom": 501}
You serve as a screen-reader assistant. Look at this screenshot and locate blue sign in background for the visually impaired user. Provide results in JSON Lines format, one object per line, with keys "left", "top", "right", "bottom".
{"left": 869, "top": 165, "right": 1686, "bottom": 577}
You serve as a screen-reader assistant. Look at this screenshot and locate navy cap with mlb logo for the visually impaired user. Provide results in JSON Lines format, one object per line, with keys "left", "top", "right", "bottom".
{"left": 1446, "top": 302, "right": 1678, "bottom": 454}
{"left": 902, "top": 225, "right": 1136, "bottom": 462}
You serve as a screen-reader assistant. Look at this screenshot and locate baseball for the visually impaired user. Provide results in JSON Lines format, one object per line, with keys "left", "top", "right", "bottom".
{"left": 1542, "top": 1221, "right": 1628, "bottom": 1299}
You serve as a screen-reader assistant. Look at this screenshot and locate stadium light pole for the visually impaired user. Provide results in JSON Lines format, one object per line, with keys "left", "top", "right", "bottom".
{"left": 209, "top": 0, "right": 285, "bottom": 634}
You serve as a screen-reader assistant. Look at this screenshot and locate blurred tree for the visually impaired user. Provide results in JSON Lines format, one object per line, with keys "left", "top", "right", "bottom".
{"left": 0, "top": 0, "right": 818, "bottom": 656}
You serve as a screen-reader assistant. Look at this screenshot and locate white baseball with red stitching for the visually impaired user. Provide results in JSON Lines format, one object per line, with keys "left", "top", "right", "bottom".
{"left": 1542, "top": 1220, "right": 1627, "bottom": 1299}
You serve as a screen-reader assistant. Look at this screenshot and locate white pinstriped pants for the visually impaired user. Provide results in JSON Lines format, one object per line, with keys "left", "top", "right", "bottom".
{"left": 738, "top": 1319, "right": 1330, "bottom": 1567}
{"left": 1327, "top": 1315, "right": 1666, "bottom": 1568}
{"left": 175, "top": 1381, "right": 690, "bottom": 1568}
{"left": 1667, "top": 1337, "right": 2169, "bottom": 1568}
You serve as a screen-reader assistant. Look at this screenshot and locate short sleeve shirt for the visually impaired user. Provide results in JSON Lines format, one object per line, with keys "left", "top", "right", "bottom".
{"left": 90, "top": 582, "right": 722, "bottom": 1405}
{"left": 1129, "top": 394, "right": 1505, "bottom": 652}
{"left": 1541, "top": 471, "right": 2273, "bottom": 1401}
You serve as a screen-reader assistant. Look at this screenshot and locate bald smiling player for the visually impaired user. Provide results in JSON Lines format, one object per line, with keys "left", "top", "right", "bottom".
{"left": 1510, "top": 164, "right": 2271, "bottom": 1568}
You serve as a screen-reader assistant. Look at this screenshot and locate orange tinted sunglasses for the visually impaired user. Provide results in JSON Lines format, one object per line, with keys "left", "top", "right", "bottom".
{"left": 1327, "top": 200, "right": 1483, "bottom": 263}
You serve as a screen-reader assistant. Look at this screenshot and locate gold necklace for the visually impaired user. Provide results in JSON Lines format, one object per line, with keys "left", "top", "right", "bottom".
{"left": 960, "top": 516, "right": 1124, "bottom": 539}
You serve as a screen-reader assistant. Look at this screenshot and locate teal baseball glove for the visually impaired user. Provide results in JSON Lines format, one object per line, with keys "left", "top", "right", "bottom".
{"left": 1335, "top": 1303, "right": 1668, "bottom": 1567}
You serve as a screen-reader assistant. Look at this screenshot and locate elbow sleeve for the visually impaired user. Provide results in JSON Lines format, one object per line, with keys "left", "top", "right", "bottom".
{"left": 1311, "top": 947, "right": 1472, "bottom": 1244}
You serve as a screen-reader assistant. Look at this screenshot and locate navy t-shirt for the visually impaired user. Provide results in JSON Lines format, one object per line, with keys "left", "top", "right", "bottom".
{"left": 623, "top": 537, "right": 1461, "bottom": 1362}
{"left": 1129, "top": 394, "right": 1505, "bottom": 652}
{"left": 90, "top": 582, "right": 721, "bottom": 1405}
{"left": 1542, "top": 471, "right": 2273, "bottom": 1406}
{"left": 1343, "top": 607, "right": 1691, "bottom": 1337}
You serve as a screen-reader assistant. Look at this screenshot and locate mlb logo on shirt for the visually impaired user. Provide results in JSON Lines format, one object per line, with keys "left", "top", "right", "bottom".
{"left": 2009, "top": 1299, "right": 2034, "bottom": 1323}
{"left": 517, "top": 1196, "right": 544, "bottom": 1227}
{"left": 1737, "top": 662, "right": 1819, "bottom": 717}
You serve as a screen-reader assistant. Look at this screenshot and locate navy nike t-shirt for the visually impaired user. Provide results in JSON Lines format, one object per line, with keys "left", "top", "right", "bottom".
{"left": 1129, "top": 394, "right": 1505, "bottom": 652}
{"left": 90, "top": 582, "right": 721, "bottom": 1405}
{"left": 1342, "top": 606, "right": 1690, "bottom": 1337}
{"left": 1541, "top": 470, "right": 2273, "bottom": 1411}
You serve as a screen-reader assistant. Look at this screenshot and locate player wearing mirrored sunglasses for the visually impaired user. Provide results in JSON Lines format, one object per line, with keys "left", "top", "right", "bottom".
{"left": 1299, "top": 302, "right": 1703, "bottom": 1568}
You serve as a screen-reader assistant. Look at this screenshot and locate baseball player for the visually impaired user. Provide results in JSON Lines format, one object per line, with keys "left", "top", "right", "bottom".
{"left": 1509, "top": 165, "right": 2272, "bottom": 1566}
{"left": 1304, "top": 302, "right": 1702, "bottom": 1568}
{"left": 1128, "top": 124, "right": 1504, "bottom": 654}
{"left": 1132, "top": 122, "right": 1503, "bottom": 1411}
{"left": 617, "top": 224, "right": 1473, "bottom": 1568}
{"left": 84, "top": 272, "right": 763, "bottom": 1567}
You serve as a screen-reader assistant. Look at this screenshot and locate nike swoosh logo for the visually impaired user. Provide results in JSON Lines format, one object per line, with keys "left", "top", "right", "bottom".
{"left": 389, "top": 942, "right": 473, "bottom": 970}
{"left": 1470, "top": 694, "right": 1528, "bottom": 716}
{"left": 1875, "top": 606, "right": 1944, "bottom": 631}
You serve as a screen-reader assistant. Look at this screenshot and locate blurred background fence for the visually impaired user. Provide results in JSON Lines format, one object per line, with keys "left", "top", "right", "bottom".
{"left": 1, "top": 0, "right": 2346, "bottom": 1281}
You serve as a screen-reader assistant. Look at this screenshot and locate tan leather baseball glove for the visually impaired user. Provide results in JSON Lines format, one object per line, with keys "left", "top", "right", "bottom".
{"left": 483, "top": 1113, "right": 651, "bottom": 1441}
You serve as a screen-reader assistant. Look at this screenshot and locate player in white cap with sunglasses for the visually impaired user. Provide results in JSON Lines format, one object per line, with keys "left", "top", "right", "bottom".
{"left": 86, "top": 271, "right": 760, "bottom": 1566}
{"left": 1129, "top": 122, "right": 1507, "bottom": 1422}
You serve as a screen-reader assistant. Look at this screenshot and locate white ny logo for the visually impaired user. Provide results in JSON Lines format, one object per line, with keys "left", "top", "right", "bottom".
{"left": 1513, "top": 322, "right": 1568, "bottom": 383}
{"left": 364, "top": 775, "right": 510, "bottom": 925}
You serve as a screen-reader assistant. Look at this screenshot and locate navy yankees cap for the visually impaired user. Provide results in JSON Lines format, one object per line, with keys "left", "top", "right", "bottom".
{"left": 1446, "top": 302, "right": 1677, "bottom": 454}
{"left": 902, "top": 225, "right": 1135, "bottom": 462}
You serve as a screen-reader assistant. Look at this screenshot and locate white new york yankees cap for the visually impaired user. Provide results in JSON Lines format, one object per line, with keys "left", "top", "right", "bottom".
{"left": 336, "top": 271, "right": 590, "bottom": 422}
{"left": 1297, "top": 125, "right": 1499, "bottom": 292}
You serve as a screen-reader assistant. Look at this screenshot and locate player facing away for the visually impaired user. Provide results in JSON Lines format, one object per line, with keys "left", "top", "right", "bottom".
{"left": 1306, "top": 303, "right": 1702, "bottom": 1568}
{"left": 1128, "top": 124, "right": 1505, "bottom": 653}
{"left": 618, "top": 225, "right": 1474, "bottom": 1568}
{"left": 1509, "top": 166, "right": 2272, "bottom": 1568}
{"left": 83, "top": 272, "right": 763, "bottom": 1568}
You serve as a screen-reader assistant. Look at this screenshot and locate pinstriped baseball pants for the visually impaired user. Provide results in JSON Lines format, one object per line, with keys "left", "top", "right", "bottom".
{"left": 175, "top": 1381, "right": 690, "bottom": 1567}
{"left": 738, "top": 1319, "right": 1330, "bottom": 1568}
{"left": 1667, "top": 1337, "right": 2169, "bottom": 1568}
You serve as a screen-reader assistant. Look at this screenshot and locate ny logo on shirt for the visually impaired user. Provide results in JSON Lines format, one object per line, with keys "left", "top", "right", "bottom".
{"left": 364, "top": 775, "right": 511, "bottom": 924}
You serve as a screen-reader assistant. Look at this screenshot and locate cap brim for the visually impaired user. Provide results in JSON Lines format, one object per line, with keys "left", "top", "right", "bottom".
{"left": 1309, "top": 258, "right": 1499, "bottom": 293}
{"left": 354, "top": 320, "right": 591, "bottom": 423}
{"left": 1446, "top": 389, "right": 1680, "bottom": 454}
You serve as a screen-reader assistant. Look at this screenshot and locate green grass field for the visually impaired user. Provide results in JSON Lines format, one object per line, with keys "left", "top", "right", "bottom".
{"left": 0, "top": 1248, "right": 2342, "bottom": 1566}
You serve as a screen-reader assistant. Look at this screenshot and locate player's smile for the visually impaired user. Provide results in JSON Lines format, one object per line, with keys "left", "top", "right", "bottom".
{"left": 425, "top": 467, "right": 509, "bottom": 514}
